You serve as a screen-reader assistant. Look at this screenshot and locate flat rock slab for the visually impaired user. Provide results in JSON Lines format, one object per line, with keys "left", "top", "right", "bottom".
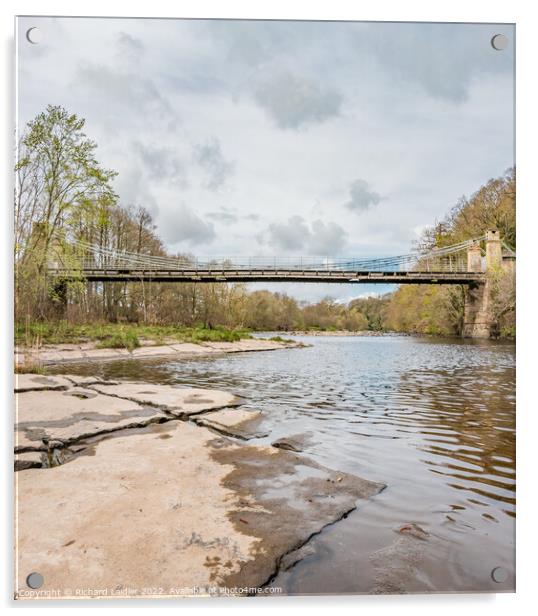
{"left": 167, "top": 342, "right": 215, "bottom": 354}
{"left": 89, "top": 382, "right": 242, "bottom": 417}
{"left": 15, "top": 451, "right": 45, "bottom": 471}
{"left": 213, "top": 442, "right": 385, "bottom": 590}
{"left": 15, "top": 374, "right": 73, "bottom": 393}
{"left": 230, "top": 339, "right": 293, "bottom": 352}
{"left": 271, "top": 432, "right": 314, "bottom": 453}
{"left": 76, "top": 348, "right": 131, "bottom": 361}
{"left": 15, "top": 388, "right": 166, "bottom": 449}
{"left": 16, "top": 338, "right": 301, "bottom": 367}
{"left": 195, "top": 408, "right": 266, "bottom": 439}
{"left": 63, "top": 375, "right": 119, "bottom": 387}
{"left": 130, "top": 345, "right": 180, "bottom": 358}
{"left": 15, "top": 422, "right": 255, "bottom": 598}
{"left": 15, "top": 421, "right": 384, "bottom": 598}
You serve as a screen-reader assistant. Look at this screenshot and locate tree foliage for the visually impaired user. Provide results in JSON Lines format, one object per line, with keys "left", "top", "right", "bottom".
{"left": 15, "top": 105, "right": 117, "bottom": 318}
{"left": 386, "top": 168, "right": 516, "bottom": 337}
{"left": 14, "top": 107, "right": 515, "bottom": 338}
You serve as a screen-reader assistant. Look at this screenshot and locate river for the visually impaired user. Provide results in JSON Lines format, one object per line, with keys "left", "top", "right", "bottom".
{"left": 47, "top": 334, "right": 516, "bottom": 594}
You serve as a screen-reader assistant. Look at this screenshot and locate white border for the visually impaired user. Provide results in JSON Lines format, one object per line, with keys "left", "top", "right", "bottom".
{"left": 2, "top": 1, "right": 536, "bottom": 614}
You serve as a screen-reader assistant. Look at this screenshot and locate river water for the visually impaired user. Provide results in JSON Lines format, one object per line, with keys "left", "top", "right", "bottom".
{"left": 48, "top": 334, "right": 516, "bottom": 594}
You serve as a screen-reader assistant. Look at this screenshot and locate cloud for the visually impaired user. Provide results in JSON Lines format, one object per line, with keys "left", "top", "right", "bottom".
{"left": 267, "top": 216, "right": 310, "bottom": 251}
{"left": 358, "top": 22, "right": 514, "bottom": 103}
{"left": 117, "top": 32, "right": 145, "bottom": 62}
{"left": 254, "top": 71, "right": 342, "bottom": 130}
{"left": 208, "top": 207, "right": 238, "bottom": 225}
{"left": 16, "top": 16, "right": 514, "bottom": 303}
{"left": 266, "top": 216, "right": 347, "bottom": 254}
{"left": 134, "top": 142, "right": 188, "bottom": 186}
{"left": 113, "top": 165, "right": 159, "bottom": 217}
{"left": 308, "top": 220, "right": 348, "bottom": 254}
{"left": 193, "top": 138, "right": 235, "bottom": 190}
{"left": 159, "top": 204, "right": 215, "bottom": 246}
{"left": 344, "top": 179, "right": 382, "bottom": 212}
{"left": 74, "top": 63, "right": 175, "bottom": 121}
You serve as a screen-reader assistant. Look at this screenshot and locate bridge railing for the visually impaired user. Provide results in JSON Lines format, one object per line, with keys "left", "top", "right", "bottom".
{"left": 53, "top": 253, "right": 470, "bottom": 273}
{"left": 46, "top": 236, "right": 481, "bottom": 274}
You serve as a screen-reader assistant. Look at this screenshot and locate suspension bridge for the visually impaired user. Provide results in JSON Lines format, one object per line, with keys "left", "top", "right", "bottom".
{"left": 47, "top": 234, "right": 511, "bottom": 285}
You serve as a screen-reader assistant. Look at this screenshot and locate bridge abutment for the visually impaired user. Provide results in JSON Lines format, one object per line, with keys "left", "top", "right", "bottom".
{"left": 463, "top": 230, "right": 504, "bottom": 338}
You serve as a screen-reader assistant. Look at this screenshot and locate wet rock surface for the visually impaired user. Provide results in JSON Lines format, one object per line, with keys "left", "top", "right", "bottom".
{"left": 14, "top": 373, "right": 385, "bottom": 599}
{"left": 15, "top": 450, "right": 45, "bottom": 471}
{"left": 15, "top": 374, "right": 73, "bottom": 392}
{"left": 16, "top": 422, "right": 255, "bottom": 596}
{"left": 63, "top": 375, "right": 119, "bottom": 387}
{"left": 194, "top": 408, "right": 267, "bottom": 439}
{"left": 15, "top": 388, "right": 167, "bottom": 450}
{"left": 271, "top": 432, "right": 314, "bottom": 453}
{"left": 213, "top": 443, "right": 385, "bottom": 590}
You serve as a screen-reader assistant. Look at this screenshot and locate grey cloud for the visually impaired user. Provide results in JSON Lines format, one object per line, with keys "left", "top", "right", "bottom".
{"left": 117, "top": 32, "right": 145, "bottom": 61}
{"left": 358, "top": 22, "right": 514, "bottom": 103}
{"left": 113, "top": 164, "right": 159, "bottom": 217}
{"left": 193, "top": 138, "right": 235, "bottom": 191}
{"left": 266, "top": 217, "right": 347, "bottom": 254}
{"left": 307, "top": 220, "right": 348, "bottom": 255}
{"left": 208, "top": 207, "right": 238, "bottom": 225}
{"left": 134, "top": 142, "right": 187, "bottom": 187}
{"left": 267, "top": 216, "right": 310, "bottom": 251}
{"left": 75, "top": 64, "right": 175, "bottom": 120}
{"left": 254, "top": 71, "right": 342, "bottom": 130}
{"left": 159, "top": 204, "right": 215, "bottom": 246}
{"left": 344, "top": 179, "right": 382, "bottom": 212}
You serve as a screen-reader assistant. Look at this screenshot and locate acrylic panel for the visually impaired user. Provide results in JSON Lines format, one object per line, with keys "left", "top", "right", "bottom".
{"left": 14, "top": 16, "right": 515, "bottom": 599}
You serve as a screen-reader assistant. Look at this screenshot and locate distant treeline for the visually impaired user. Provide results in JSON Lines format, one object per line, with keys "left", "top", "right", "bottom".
{"left": 15, "top": 106, "right": 515, "bottom": 337}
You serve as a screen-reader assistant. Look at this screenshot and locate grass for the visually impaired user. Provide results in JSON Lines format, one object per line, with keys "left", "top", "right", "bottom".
{"left": 96, "top": 330, "right": 140, "bottom": 351}
{"left": 268, "top": 335, "right": 295, "bottom": 344}
{"left": 15, "top": 361, "right": 46, "bottom": 374}
{"left": 15, "top": 321, "right": 253, "bottom": 350}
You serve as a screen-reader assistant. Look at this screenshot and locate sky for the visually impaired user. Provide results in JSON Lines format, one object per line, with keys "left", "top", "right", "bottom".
{"left": 16, "top": 17, "right": 515, "bottom": 302}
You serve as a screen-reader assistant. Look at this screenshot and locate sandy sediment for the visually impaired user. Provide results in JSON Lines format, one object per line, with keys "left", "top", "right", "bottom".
{"left": 14, "top": 374, "right": 384, "bottom": 599}
{"left": 15, "top": 337, "right": 304, "bottom": 367}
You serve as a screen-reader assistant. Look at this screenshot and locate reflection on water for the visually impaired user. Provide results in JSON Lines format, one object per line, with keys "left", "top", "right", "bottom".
{"left": 48, "top": 335, "right": 515, "bottom": 593}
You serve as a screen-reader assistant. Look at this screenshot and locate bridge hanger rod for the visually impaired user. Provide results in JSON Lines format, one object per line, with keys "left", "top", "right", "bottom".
{"left": 73, "top": 241, "right": 480, "bottom": 264}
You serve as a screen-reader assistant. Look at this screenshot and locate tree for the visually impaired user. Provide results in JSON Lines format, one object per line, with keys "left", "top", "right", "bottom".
{"left": 15, "top": 105, "right": 117, "bottom": 318}
{"left": 385, "top": 168, "right": 516, "bottom": 337}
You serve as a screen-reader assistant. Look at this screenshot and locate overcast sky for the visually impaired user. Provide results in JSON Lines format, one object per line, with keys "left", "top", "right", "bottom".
{"left": 16, "top": 17, "right": 514, "bottom": 302}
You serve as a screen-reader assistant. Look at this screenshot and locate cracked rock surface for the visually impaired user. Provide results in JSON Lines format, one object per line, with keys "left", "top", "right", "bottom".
{"left": 194, "top": 408, "right": 266, "bottom": 439}
{"left": 89, "top": 382, "right": 242, "bottom": 416}
{"left": 15, "top": 388, "right": 167, "bottom": 450}
{"left": 15, "top": 374, "right": 74, "bottom": 392}
{"left": 14, "top": 373, "right": 385, "bottom": 599}
{"left": 16, "top": 338, "right": 304, "bottom": 367}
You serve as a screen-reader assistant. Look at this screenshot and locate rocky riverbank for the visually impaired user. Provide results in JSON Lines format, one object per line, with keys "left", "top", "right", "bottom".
{"left": 15, "top": 337, "right": 304, "bottom": 368}
{"left": 14, "top": 374, "right": 384, "bottom": 599}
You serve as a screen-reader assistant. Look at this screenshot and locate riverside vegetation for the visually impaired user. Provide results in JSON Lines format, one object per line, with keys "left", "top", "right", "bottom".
{"left": 15, "top": 106, "right": 516, "bottom": 342}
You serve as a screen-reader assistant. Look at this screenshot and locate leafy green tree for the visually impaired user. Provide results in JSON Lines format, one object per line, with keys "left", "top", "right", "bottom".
{"left": 15, "top": 105, "right": 117, "bottom": 318}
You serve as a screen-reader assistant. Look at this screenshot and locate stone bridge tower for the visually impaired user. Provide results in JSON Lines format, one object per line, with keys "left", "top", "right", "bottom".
{"left": 463, "top": 230, "right": 514, "bottom": 338}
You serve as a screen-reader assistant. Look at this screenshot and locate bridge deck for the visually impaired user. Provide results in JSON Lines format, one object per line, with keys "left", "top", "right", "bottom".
{"left": 48, "top": 269, "right": 485, "bottom": 285}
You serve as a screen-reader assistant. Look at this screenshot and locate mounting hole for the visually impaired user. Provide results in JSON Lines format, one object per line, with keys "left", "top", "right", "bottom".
{"left": 26, "top": 27, "right": 43, "bottom": 45}
{"left": 26, "top": 572, "right": 44, "bottom": 589}
{"left": 491, "top": 566, "right": 508, "bottom": 583}
{"left": 491, "top": 34, "right": 509, "bottom": 51}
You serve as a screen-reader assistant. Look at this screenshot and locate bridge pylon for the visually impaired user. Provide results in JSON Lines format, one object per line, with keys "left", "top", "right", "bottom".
{"left": 463, "top": 230, "right": 512, "bottom": 338}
